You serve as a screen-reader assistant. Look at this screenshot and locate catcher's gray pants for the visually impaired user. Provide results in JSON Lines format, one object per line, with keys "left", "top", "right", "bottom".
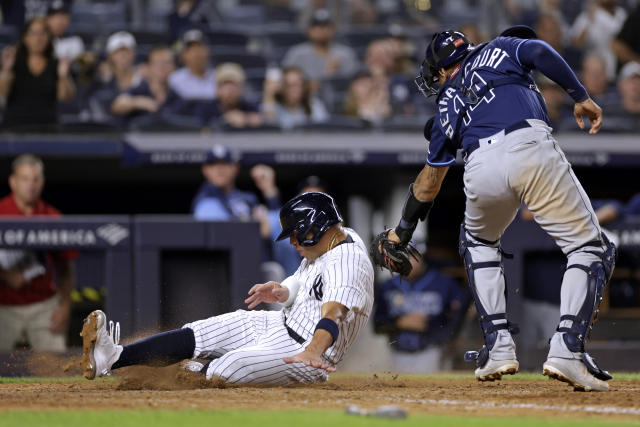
{"left": 462, "top": 119, "right": 604, "bottom": 360}
{"left": 183, "top": 309, "right": 329, "bottom": 385}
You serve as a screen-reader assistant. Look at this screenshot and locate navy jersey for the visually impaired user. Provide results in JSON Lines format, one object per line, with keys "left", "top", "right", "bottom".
{"left": 374, "top": 268, "right": 470, "bottom": 352}
{"left": 427, "top": 37, "right": 556, "bottom": 167}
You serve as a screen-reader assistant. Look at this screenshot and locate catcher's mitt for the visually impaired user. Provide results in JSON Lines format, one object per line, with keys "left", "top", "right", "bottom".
{"left": 369, "top": 229, "right": 421, "bottom": 276}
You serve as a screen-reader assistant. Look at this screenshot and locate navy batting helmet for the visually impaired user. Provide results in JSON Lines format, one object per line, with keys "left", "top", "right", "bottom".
{"left": 415, "top": 30, "right": 473, "bottom": 97}
{"left": 276, "top": 192, "right": 343, "bottom": 247}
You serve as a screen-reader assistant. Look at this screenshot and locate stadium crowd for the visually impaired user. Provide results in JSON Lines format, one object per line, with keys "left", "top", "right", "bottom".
{"left": 0, "top": 0, "right": 638, "bottom": 133}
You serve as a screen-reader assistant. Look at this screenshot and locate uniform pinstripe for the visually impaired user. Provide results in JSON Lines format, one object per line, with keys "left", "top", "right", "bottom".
{"left": 184, "top": 228, "right": 374, "bottom": 385}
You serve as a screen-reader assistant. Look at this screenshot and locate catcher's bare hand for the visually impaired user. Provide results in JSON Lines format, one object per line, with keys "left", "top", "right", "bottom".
{"left": 245, "top": 281, "right": 289, "bottom": 309}
{"left": 574, "top": 98, "right": 602, "bottom": 135}
{"left": 369, "top": 229, "right": 420, "bottom": 276}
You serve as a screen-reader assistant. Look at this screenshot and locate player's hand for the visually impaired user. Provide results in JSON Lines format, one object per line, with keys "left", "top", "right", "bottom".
{"left": 50, "top": 299, "right": 71, "bottom": 334}
{"left": 283, "top": 350, "right": 336, "bottom": 372}
{"left": 574, "top": 97, "right": 602, "bottom": 134}
{"left": 245, "top": 281, "right": 288, "bottom": 309}
{"left": 57, "top": 58, "right": 71, "bottom": 78}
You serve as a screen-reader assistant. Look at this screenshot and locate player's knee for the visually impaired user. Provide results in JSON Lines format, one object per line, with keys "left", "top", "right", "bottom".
{"left": 207, "top": 354, "right": 256, "bottom": 383}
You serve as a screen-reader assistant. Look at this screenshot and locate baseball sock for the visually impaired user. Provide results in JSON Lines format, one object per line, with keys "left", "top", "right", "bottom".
{"left": 111, "top": 328, "right": 195, "bottom": 369}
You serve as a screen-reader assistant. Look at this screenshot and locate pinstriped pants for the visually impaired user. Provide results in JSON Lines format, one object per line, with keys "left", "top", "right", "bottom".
{"left": 183, "top": 309, "right": 329, "bottom": 385}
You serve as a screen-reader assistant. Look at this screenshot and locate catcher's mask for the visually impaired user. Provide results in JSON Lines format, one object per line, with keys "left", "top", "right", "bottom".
{"left": 415, "top": 30, "right": 473, "bottom": 98}
{"left": 276, "top": 191, "right": 343, "bottom": 247}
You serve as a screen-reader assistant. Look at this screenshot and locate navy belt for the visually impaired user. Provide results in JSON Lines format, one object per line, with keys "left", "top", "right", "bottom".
{"left": 463, "top": 120, "right": 532, "bottom": 159}
{"left": 286, "top": 324, "right": 306, "bottom": 345}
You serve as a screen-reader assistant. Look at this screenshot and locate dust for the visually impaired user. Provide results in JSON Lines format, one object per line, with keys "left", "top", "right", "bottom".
{"left": 25, "top": 353, "right": 82, "bottom": 377}
{"left": 116, "top": 364, "right": 228, "bottom": 391}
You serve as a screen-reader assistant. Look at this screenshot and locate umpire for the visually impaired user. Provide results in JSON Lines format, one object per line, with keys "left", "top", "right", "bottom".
{"left": 371, "top": 26, "right": 615, "bottom": 391}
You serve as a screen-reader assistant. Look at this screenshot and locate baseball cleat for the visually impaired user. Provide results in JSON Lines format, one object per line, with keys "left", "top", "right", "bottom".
{"left": 80, "top": 310, "right": 123, "bottom": 380}
{"left": 475, "top": 359, "right": 519, "bottom": 381}
{"left": 543, "top": 358, "right": 609, "bottom": 392}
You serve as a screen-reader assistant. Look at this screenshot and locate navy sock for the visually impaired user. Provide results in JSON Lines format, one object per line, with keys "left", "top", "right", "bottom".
{"left": 111, "top": 328, "right": 196, "bottom": 370}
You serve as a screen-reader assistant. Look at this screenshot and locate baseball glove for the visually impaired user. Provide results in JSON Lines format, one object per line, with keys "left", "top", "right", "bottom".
{"left": 369, "top": 229, "right": 421, "bottom": 276}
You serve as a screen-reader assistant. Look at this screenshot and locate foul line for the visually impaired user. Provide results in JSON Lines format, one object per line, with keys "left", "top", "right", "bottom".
{"left": 397, "top": 398, "right": 640, "bottom": 416}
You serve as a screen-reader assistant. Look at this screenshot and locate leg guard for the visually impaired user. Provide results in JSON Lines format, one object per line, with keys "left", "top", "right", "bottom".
{"left": 556, "top": 233, "right": 616, "bottom": 381}
{"left": 458, "top": 224, "right": 518, "bottom": 368}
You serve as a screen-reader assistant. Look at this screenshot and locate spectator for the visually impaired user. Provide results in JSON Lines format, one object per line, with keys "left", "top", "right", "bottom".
{"left": 282, "top": 9, "right": 358, "bottom": 89}
{"left": 365, "top": 38, "right": 413, "bottom": 116}
{"left": 168, "top": 29, "right": 216, "bottom": 101}
{"left": 208, "top": 63, "right": 263, "bottom": 129}
{"left": 617, "top": 61, "right": 640, "bottom": 115}
{"left": 0, "top": 17, "right": 75, "bottom": 128}
{"left": 374, "top": 254, "right": 470, "bottom": 373}
{"left": 535, "top": 13, "right": 582, "bottom": 70}
{"left": 570, "top": 0, "right": 627, "bottom": 81}
{"left": 611, "top": 2, "right": 640, "bottom": 68}
{"left": 46, "top": 0, "right": 85, "bottom": 62}
{"left": 261, "top": 66, "right": 329, "bottom": 130}
{"left": 168, "top": 0, "right": 223, "bottom": 41}
{"left": 111, "top": 46, "right": 176, "bottom": 122}
{"left": 580, "top": 53, "right": 620, "bottom": 109}
{"left": 0, "top": 155, "right": 77, "bottom": 352}
{"left": 89, "top": 31, "right": 141, "bottom": 122}
{"left": 343, "top": 70, "right": 391, "bottom": 124}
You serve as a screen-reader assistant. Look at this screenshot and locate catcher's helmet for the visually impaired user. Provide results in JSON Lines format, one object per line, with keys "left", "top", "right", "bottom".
{"left": 276, "top": 192, "right": 343, "bottom": 247}
{"left": 415, "top": 30, "right": 473, "bottom": 97}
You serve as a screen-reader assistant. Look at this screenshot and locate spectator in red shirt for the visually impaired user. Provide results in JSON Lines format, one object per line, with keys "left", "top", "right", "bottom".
{"left": 0, "top": 154, "right": 77, "bottom": 352}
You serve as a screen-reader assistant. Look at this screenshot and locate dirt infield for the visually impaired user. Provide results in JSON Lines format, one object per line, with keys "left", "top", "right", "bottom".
{"left": 1, "top": 363, "right": 640, "bottom": 420}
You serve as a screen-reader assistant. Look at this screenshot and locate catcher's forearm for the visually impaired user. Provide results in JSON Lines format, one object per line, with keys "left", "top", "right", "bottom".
{"left": 395, "top": 166, "right": 448, "bottom": 246}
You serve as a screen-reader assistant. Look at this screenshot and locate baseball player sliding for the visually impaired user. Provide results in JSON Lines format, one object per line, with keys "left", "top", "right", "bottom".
{"left": 82, "top": 192, "right": 374, "bottom": 385}
{"left": 371, "top": 26, "right": 615, "bottom": 391}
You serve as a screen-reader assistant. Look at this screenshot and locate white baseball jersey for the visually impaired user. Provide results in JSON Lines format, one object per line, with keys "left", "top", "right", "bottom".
{"left": 183, "top": 227, "right": 375, "bottom": 385}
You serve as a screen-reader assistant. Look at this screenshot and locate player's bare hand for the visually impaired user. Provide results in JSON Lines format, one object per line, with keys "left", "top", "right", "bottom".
{"left": 245, "top": 281, "right": 287, "bottom": 308}
{"left": 574, "top": 98, "right": 602, "bottom": 134}
{"left": 283, "top": 350, "right": 336, "bottom": 372}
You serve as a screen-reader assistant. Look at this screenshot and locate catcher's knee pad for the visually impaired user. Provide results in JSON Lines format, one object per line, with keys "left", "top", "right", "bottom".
{"left": 557, "top": 233, "right": 616, "bottom": 380}
{"left": 458, "top": 224, "right": 518, "bottom": 368}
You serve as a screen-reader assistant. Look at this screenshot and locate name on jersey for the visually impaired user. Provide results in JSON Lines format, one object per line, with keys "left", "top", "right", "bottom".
{"left": 438, "top": 47, "right": 510, "bottom": 137}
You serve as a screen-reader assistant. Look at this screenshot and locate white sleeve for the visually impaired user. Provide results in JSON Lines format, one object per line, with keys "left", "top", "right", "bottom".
{"left": 279, "top": 276, "right": 302, "bottom": 308}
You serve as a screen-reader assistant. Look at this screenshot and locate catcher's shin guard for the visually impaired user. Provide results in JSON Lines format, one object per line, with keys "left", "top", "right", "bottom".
{"left": 556, "top": 233, "right": 616, "bottom": 381}
{"left": 458, "top": 225, "right": 518, "bottom": 368}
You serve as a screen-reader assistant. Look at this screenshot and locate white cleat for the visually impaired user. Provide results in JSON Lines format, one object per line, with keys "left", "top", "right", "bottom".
{"left": 475, "top": 359, "right": 519, "bottom": 381}
{"left": 543, "top": 358, "right": 609, "bottom": 392}
{"left": 80, "top": 310, "right": 123, "bottom": 380}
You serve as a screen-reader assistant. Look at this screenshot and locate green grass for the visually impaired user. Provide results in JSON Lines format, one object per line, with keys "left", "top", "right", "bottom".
{"left": 1, "top": 372, "right": 639, "bottom": 383}
{"left": 2, "top": 410, "right": 639, "bottom": 427}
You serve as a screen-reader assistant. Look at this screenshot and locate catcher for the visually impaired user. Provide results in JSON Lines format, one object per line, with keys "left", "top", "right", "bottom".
{"left": 371, "top": 27, "right": 615, "bottom": 391}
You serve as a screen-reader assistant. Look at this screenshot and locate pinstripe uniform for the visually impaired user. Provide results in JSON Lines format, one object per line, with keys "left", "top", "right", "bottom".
{"left": 184, "top": 228, "right": 374, "bottom": 385}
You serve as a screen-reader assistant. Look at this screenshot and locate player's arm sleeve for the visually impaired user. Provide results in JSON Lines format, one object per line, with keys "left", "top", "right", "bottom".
{"left": 321, "top": 253, "right": 371, "bottom": 312}
{"left": 514, "top": 38, "right": 589, "bottom": 103}
{"left": 425, "top": 118, "right": 456, "bottom": 167}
